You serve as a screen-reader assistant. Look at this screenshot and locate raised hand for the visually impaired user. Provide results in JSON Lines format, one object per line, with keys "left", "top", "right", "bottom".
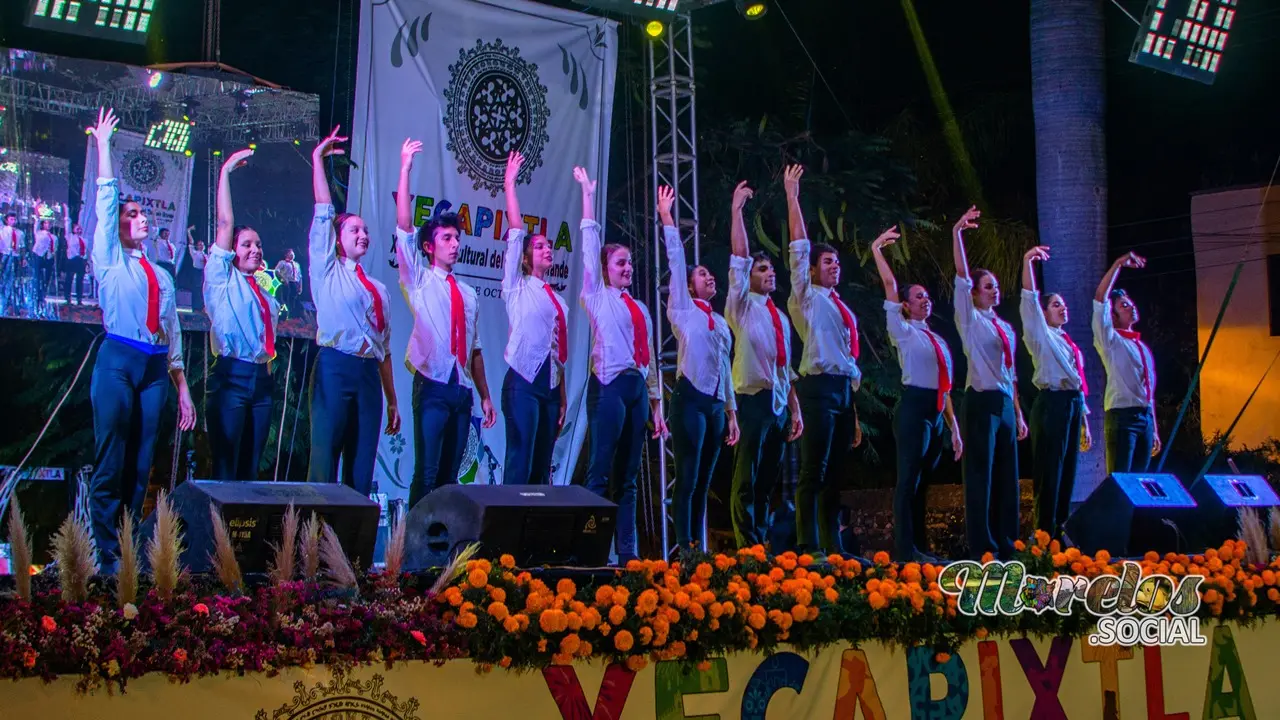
{"left": 315, "top": 125, "right": 348, "bottom": 159}
{"left": 783, "top": 164, "right": 804, "bottom": 198}
{"left": 400, "top": 138, "right": 423, "bottom": 169}
{"left": 223, "top": 148, "right": 254, "bottom": 173}
{"left": 732, "top": 181, "right": 754, "bottom": 210}
{"left": 504, "top": 150, "right": 524, "bottom": 187}
{"left": 657, "top": 185, "right": 675, "bottom": 225}
{"left": 1119, "top": 251, "right": 1147, "bottom": 269}
{"left": 89, "top": 107, "right": 119, "bottom": 144}
{"left": 1024, "top": 245, "right": 1051, "bottom": 263}
{"left": 572, "top": 166, "right": 596, "bottom": 194}
{"left": 953, "top": 205, "right": 980, "bottom": 234}
{"left": 872, "top": 226, "right": 901, "bottom": 252}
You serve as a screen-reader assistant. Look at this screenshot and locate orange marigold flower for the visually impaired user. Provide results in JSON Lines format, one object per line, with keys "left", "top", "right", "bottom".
{"left": 489, "top": 587, "right": 507, "bottom": 603}
{"left": 1203, "top": 589, "right": 1221, "bottom": 604}
{"left": 488, "top": 601, "right": 510, "bottom": 621}
{"left": 499, "top": 656, "right": 512, "bottom": 668}
{"left": 556, "top": 578, "right": 577, "bottom": 597}
{"left": 790, "top": 604, "right": 807, "bottom": 622}
{"left": 502, "top": 616, "right": 520, "bottom": 633}
{"left": 443, "top": 587, "right": 464, "bottom": 606}
{"left": 566, "top": 611, "right": 583, "bottom": 631}
{"left": 1031, "top": 546, "right": 1043, "bottom": 557}
{"left": 824, "top": 587, "right": 839, "bottom": 603}
{"left": 639, "top": 626, "right": 654, "bottom": 644}
{"left": 868, "top": 592, "right": 887, "bottom": 610}
{"left": 872, "top": 551, "right": 891, "bottom": 566}
{"left": 595, "top": 585, "right": 614, "bottom": 606}
{"left": 552, "top": 653, "right": 573, "bottom": 666}
{"left": 577, "top": 640, "right": 594, "bottom": 657}
{"left": 458, "top": 612, "right": 478, "bottom": 629}
{"left": 697, "top": 660, "right": 713, "bottom": 672}
{"left": 626, "top": 559, "right": 645, "bottom": 572}
{"left": 866, "top": 578, "right": 881, "bottom": 593}
{"left": 1034, "top": 529, "right": 1051, "bottom": 547}
{"left": 526, "top": 593, "right": 547, "bottom": 614}
{"left": 975, "top": 627, "right": 989, "bottom": 640}
{"left": 560, "top": 633, "right": 582, "bottom": 655}
{"left": 609, "top": 605, "right": 627, "bottom": 625}
{"left": 1096, "top": 550, "right": 1112, "bottom": 565}
{"left": 468, "top": 568, "right": 489, "bottom": 588}
{"left": 695, "top": 562, "right": 714, "bottom": 580}
{"left": 499, "top": 554, "right": 516, "bottom": 569}
{"left": 538, "top": 639, "right": 548, "bottom": 653}
{"left": 748, "top": 612, "right": 767, "bottom": 630}
{"left": 1014, "top": 540, "right": 1027, "bottom": 552}
{"left": 614, "top": 630, "right": 635, "bottom": 652}
{"left": 1051, "top": 553, "right": 1068, "bottom": 566}
{"left": 626, "top": 654, "right": 648, "bottom": 672}
{"left": 612, "top": 588, "right": 631, "bottom": 606}
{"left": 935, "top": 652, "right": 951, "bottom": 663}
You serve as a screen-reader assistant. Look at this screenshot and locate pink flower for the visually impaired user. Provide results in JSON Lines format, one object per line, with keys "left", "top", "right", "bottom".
{"left": 173, "top": 649, "right": 188, "bottom": 663}
{"left": 193, "top": 603, "right": 209, "bottom": 615}
{"left": 410, "top": 630, "right": 426, "bottom": 646}
{"left": 40, "top": 616, "right": 56, "bottom": 633}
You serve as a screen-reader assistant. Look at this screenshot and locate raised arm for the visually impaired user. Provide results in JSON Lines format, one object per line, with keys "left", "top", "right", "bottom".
{"left": 784, "top": 166, "right": 812, "bottom": 307}
{"left": 658, "top": 186, "right": 694, "bottom": 313}
{"left": 309, "top": 128, "right": 346, "bottom": 276}
{"left": 869, "top": 227, "right": 904, "bottom": 302}
{"left": 1021, "top": 245, "right": 1046, "bottom": 293}
{"left": 575, "top": 167, "right": 603, "bottom": 298}
{"left": 216, "top": 148, "right": 253, "bottom": 253}
{"left": 396, "top": 139, "right": 422, "bottom": 233}
{"left": 730, "top": 181, "right": 753, "bottom": 259}
{"left": 952, "top": 205, "right": 980, "bottom": 280}
{"left": 502, "top": 151, "right": 526, "bottom": 290}
{"left": 89, "top": 108, "right": 124, "bottom": 271}
{"left": 1095, "top": 251, "right": 1146, "bottom": 303}
{"left": 313, "top": 125, "right": 347, "bottom": 206}
{"left": 784, "top": 164, "right": 808, "bottom": 242}
{"left": 1019, "top": 246, "right": 1053, "bottom": 351}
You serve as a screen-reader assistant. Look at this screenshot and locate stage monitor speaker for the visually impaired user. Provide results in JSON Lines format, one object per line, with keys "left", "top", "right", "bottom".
{"left": 1189, "top": 475, "right": 1280, "bottom": 550}
{"left": 402, "top": 485, "right": 617, "bottom": 570}
{"left": 1064, "top": 473, "right": 1197, "bottom": 556}
{"left": 138, "top": 481, "right": 379, "bottom": 574}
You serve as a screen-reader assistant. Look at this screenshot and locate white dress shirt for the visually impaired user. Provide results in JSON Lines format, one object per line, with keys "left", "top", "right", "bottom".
{"left": 726, "top": 254, "right": 797, "bottom": 416}
{"left": 1092, "top": 299, "right": 1156, "bottom": 411}
{"left": 204, "top": 245, "right": 279, "bottom": 364}
{"left": 394, "top": 226, "right": 482, "bottom": 388}
{"left": 32, "top": 230, "right": 54, "bottom": 258}
{"left": 663, "top": 226, "right": 735, "bottom": 410}
{"left": 66, "top": 233, "right": 88, "bottom": 260}
{"left": 93, "top": 178, "right": 183, "bottom": 370}
{"left": 190, "top": 248, "right": 207, "bottom": 270}
{"left": 309, "top": 203, "right": 391, "bottom": 361}
{"left": 1020, "top": 290, "right": 1089, "bottom": 409}
{"left": 275, "top": 259, "right": 301, "bottom": 283}
{"left": 953, "top": 275, "right": 1017, "bottom": 397}
{"left": 502, "top": 227, "right": 567, "bottom": 388}
{"left": 579, "top": 219, "right": 660, "bottom": 400}
{"left": 156, "top": 235, "right": 176, "bottom": 263}
{"left": 884, "top": 300, "right": 952, "bottom": 390}
{"left": 788, "top": 239, "right": 862, "bottom": 389}
{"left": 0, "top": 226, "right": 24, "bottom": 256}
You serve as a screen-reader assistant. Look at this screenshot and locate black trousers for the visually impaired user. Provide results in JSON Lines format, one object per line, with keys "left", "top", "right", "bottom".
{"left": 502, "top": 362, "right": 561, "bottom": 486}
{"left": 670, "top": 377, "right": 726, "bottom": 549}
{"left": 65, "top": 256, "right": 86, "bottom": 303}
{"left": 893, "top": 386, "right": 945, "bottom": 561}
{"left": 795, "top": 373, "right": 855, "bottom": 554}
{"left": 409, "top": 368, "right": 474, "bottom": 508}
{"left": 1031, "top": 389, "right": 1084, "bottom": 540}
{"left": 962, "top": 389, "right": 1020, "bottom": 560}
{"left": 730, "top": 390, "right": 789, "bottom": 548}
{"left": 308, "top": 347, "right": 382, "bottom": 496}
{"left": 89, "top": 338, "right": 170, "bottom": 568}
{"left": 586, "top": 370, "right": 649, "bottom": 562}
{"left": 1105, "top": 406, "right": 1154, "bottom": 475}
{"left": 207, "top": 356, "right": 274, "bottom": 481}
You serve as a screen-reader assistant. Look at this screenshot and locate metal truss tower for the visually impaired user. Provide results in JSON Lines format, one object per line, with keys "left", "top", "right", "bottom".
{"left": 646, "top": 14, "right": 701, "bottom": 560}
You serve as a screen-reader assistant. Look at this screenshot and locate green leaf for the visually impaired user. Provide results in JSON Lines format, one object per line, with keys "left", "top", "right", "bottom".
{"left": 753, "top": 213, "right": 779, "bottom": 254}
{"left": 818, "top": 206, "right": 834, "bottom": 242}
{"left": 757, "top": 115, "right": 768, "bottom": 137}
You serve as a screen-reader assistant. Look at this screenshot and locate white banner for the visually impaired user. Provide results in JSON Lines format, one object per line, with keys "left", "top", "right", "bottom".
{"left": 79, "top": 132, "right": 194, "bottom": 269}
{"left": 351, "top": 0, "right": 618, "bottom": 500}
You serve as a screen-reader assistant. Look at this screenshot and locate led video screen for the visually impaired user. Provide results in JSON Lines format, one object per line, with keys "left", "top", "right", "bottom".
{"left": 0, "top": 48, "right": 320, "bottom": 338}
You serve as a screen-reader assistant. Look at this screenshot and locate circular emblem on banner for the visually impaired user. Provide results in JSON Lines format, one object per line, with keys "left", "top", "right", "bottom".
{"left": 255, "top": 671, "right": 420, "bottom": 720}
{"left": 120, "top": 148, "right": 166, "bottom": 194}
{"left": 444, "top": 38, "right": 550, "bottom": 197}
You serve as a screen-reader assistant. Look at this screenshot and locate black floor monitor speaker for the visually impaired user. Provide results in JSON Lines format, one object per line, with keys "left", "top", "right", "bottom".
{"left": 138, "top": 481, "right": 380, "bottom": 574}
{"left": 1189, "top": 474, "right": 1280, "bottom": 551}
{"left": 402, "top": 484, "right": 617, "bottom": 570}
{"left": 1064, "top": 473, "right": 1197, "bottom": 556}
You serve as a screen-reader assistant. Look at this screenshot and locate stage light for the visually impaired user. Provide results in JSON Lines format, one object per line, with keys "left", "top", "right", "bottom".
{"left": 645, "top": 20, "right": 664, "bottom": 36}
{"left": 143, "top": 118, "right": 192, "bottom": 154}
{"left": 26, "top": 0, "right": 158, "bottom": 46}
{"left": 1130, "top": 0, "right": 1235, "bottom": 85}
{"left": 148, "top": 71, "right": 164, "bottom": 89}
{"left": 734, "top": 0, "right": 767, "bottom": 19}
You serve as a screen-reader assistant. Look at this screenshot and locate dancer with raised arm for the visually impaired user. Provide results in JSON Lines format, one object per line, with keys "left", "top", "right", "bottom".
{"left": 395, "top": 140, "right": 496, "bottom": 506}
{"left": 65, "top": 218, "right": 88, "bottom": 305}
{"left": 726, "top": 181, "right": 802, "bottom": 550}
{"left": 870, "top": 230, "right": 962, "bottom": 562}
{"left": 952, "top": 206, "right": 1027, "bottom": 560}
{"left": 784, "top": 165, "right": 863, "bottom": 555}
{"left": 1020, "top": 246, "right": 1091, "bottom": 540}
{"left": 658, "top": 185, "right": 739, "bottom": 551}
{"left": 499, "top": 150, "right": 568, "bottom": 485}
{"left": 203, "top": 148, "right": 280, "bottom": 481}
{"left": 308, "top": 126, "right": 399, "bottom": 495}
{"left": 1093, "top": 252, "right": 1159, "bottom": 473}
{"left": 577, "top": 166, "right": 667, "bottom": 563}
{"left": 86, "top": 108, "right": 196, "bottom": 571}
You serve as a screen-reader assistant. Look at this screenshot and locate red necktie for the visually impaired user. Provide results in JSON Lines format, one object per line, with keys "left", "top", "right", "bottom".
{"left": 543, "top": 283, "right": 567, "bottom": 364}
{"left": 1116, "top": 329, "right": 1153, "bottom": 404}
{"left": 693, "top": 299, "right": 715, "bottom": 330}
{"left": 447, "top": 274, "right": 467, "bottom": 366}
{"left": 246, "top": 275, "right": 276, "bottom": 359}
{"left": 990, "top": 317, "right": 1013, "bottom": 369}
{"left": 765, "top": 297, "right": 787, "bottom": 368}
{"left": 620, "top": 292, "right": 650, "bottom": 368}
{"left": 9, "top": 230, "right": 16, "bottom": 252}
{"left": 78, "top": 237, "right": 85, "bottom": 257}
{"left": 1060, "top": 331, "right": 1088, "bottom": 395}
{"left": 922, "top": 328, "right": 951, "bottom": 413}
{"left": 353, "top": 264, "right": 385, "bottom": 333}
{"left": 137, "top": 255, "right": 161, "bottom": 335}
{"left": 830, "top": 291, "right": 860, "bottom": 360}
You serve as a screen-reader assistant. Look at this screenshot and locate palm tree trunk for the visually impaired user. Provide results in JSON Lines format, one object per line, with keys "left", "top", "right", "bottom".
{"left": 1030, "top": 0, "right": 1108, "bottom": 502}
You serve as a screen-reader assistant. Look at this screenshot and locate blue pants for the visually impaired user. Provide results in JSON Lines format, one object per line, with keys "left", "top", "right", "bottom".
{"left": 308, "top": 347, "right": 382, "bottom": 496}
{"left": 670, "top": 377, "right": 725, "bottom": 549}
{"left": 962, "top": 389, "right": 1020, "bottom": 560}
{"left": 409, "top": 368, "right": 474, "bottom": 508}
{"left": 502, "top": 362, "right": 560, "bottom": 486}
{"left": 207, "top": 356, "right": 274, "bottom": 481}
{"left": 1031, "top": 389, "right": 1084, "bottom": 540}
{"left": 89, "top": 338, "right": 170, "bottom": 568}
{"left": 1105, "top": 406, "right": 1154, "bottom": 475}
{"left": 796, "top": 373, "right": 856, "bottom": 554}
{"left": 586, "top": 370, "right": 649, "bottom": 562}
{"left": 893, "top": 387, "right": 945, "bottom": 560}
{"left": 731, "top": 390, "right": 789, "bottom": 548}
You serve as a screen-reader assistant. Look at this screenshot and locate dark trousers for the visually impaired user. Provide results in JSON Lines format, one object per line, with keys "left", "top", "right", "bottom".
{"left": 1105, "top": 406, "right": 1154, "bottom": 475}
{"left": 1031, "top": 389, "right": 1084, "bottom": 540}
{"left": 961, "top": 389, "right": 1020, "bottom": 559}
{"left": 502, "top": 363, "right": 560, "bottom": 486}
{"left": 893, "top": 387, "right": 945, "bottom": 561}
{"left": 31, "top": 255, "right": 51, "bottom": 301}
{"left": 671, "top": 377, "right": 726, "bottom": 549}
{"left": 731, "top": 390, "right": 789, "bottom": 548}
{"left": 409, "top": 368, "right": 474, "bottom": 508}
{"left": 586, "top": 370, "right": 649, "bottom": 563}
{"left": 208, "top": 356, "right": 274, "bottom": 481}
{"left": 795, "top": 373, "right": 856, "bottom": 554}
{"left": 308, "top": 347, "right": 382, "bottom": 496}
{"left": 65, "top": 257, "right": 86, "bottom": 303}
{"left": 89, "top": 338, "right": 170, "bottom": 568}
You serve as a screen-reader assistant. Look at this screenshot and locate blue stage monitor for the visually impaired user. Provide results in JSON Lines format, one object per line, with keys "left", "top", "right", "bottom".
{"left": 1199, "top": 475, "right": 1279, "bottom": 507}
{"left": 1129, "top": 0, "right": 1236, "bottom": 85}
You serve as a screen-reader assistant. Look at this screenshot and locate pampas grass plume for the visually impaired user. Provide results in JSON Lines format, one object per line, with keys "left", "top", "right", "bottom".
{"left": 209, "top": 505, "right": 243, "bottom": 594}
{"left": 53, "top": 514, "right": 97, "bottom": 604}
{"left": 145, "top": 490, "right": 184, "bottom": 602}
{"left": 6, "top": 499, "right": 32, "bottom": 602}
{"left": 116, "top": 512, "right": 138, "bottom": 607}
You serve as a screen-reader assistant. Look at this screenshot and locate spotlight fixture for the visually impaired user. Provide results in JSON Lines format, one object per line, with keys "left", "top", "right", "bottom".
{"left": 645, "top": 20, "right": 665, "bottom": 37}
{"left": 143, "top": 117, "right": 193, "bottom": 154}
{"left": 734, "top": 0, "right": 767, "bottom": 19}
